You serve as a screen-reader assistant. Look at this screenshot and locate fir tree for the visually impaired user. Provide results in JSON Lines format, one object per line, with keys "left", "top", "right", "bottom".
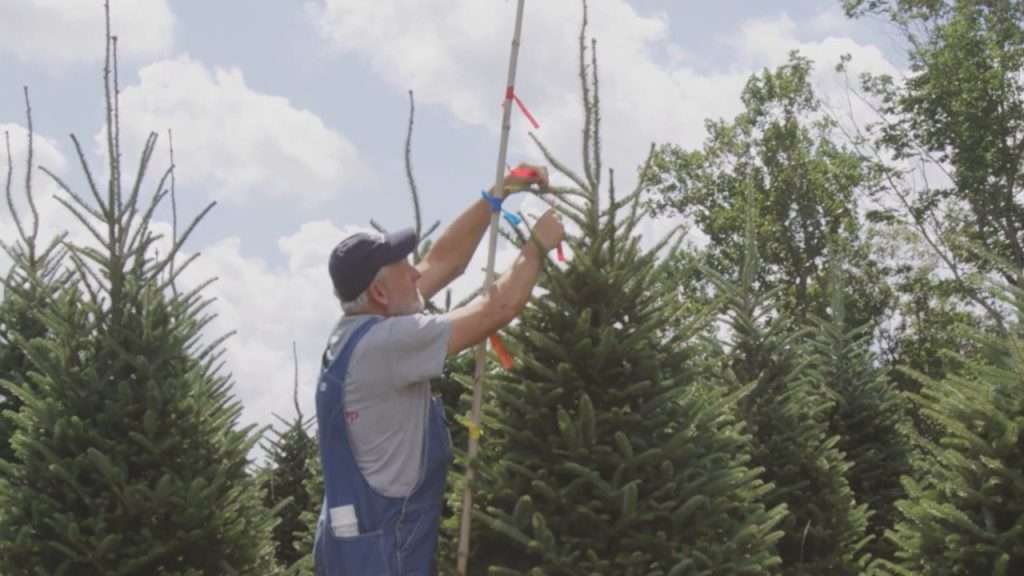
{"left": 705, "top": 211, "right": 870, "bottom": 575}
{"left": 876, "top": 282, "right": 1024, "bottom": 575}
{"left": 808, "top": 264, "right": 913, "bottom": 566}
{"left": 464, "top": 3, "right": 786, "bottom": 573}
{"left": 289, "top": 462, "right": 322, "bottom": 576}
{"left": 0, "top": 90, "right": 68, "bottom": 465}
{"left": 0, "top": 5, "right": 278, "bottom": 573}
{"left": 262, "top": 342, "right": 318, "bottom": 572}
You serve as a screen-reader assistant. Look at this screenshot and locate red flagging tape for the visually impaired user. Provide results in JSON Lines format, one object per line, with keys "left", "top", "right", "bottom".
{"left": 556, "top": 243, "right": 565, "bottom": 262}
{"left": 513, "top": 94, "right": 540, "bottom": 129}
{"left": 505, "top": 86, "right": 540, "bottom": 130}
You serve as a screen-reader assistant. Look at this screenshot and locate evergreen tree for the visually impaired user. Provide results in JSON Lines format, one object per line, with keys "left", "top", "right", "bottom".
{"left": 0, "top": 5, "right": 278, "bottom": 573}
{"left": 808, "top": 263, "right": 914, "bottom": 567}
{"left": 0, "top": 91, "right": 68, "bottom": 465}
{"left": 705, "top": 214, "right": 870, "bottom": 575}
{"left": 875, "top": 282, "right": 1024, "bottom": 575}
{"left": 289, "top": 462, "right": 322, "bottom": 576}
{"left": 262, "top": 343, "right": 318, "bottom": 572}
{"left": 464, "top": 3, "right": 786, "bottom": 573}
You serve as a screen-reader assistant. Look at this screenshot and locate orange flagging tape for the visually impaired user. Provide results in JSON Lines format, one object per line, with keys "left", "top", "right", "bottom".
{"left": 489, "top": 334, "right": 514, "bottom": 369}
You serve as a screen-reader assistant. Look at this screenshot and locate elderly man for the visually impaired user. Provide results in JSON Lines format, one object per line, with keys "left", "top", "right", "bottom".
{"left": 313, "top": 164, "right": 563, "bottom": 575}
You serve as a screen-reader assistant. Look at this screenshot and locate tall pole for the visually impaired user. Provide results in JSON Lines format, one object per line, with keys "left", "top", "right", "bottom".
{"left": 456, "top": 0, "right": 528, "bottom": 573}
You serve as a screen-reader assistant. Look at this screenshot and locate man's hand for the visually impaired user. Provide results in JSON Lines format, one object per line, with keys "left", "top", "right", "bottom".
{"left": 502, "top": 163, "right": 549, "bottom": 197}
{"left": 528, "top": 208, "right": 564, "bottom": 254}
{"left": 446, "top": 208, "right": 565, "bottom": 357}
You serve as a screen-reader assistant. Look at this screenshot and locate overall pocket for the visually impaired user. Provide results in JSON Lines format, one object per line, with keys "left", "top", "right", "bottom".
{"left": 317, "top": 522, "right": 393, "bottom": 575}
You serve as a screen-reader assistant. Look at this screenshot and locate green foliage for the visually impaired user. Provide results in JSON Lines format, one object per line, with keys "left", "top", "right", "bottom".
{"left": 846, "top": 0, "right": 1024, "bottom": 320}
{"left": 875, "top": 231, "right": 978, "bottom": 386}
{"left": 645, "top": 52, "right": 890, "bottom": 328}
{"left": 465, "top": 5, "right": 785, "bottom": 573}
{"left": 261, "top": 385, "right": 318, "bottom": 571}
{"left": 875, "top": 283, "right": 1024, "bottom": 575}
{"left": 472, "top": 221, "right": 790, "bottom": 574}
{"left": 0, "top": 101, "right": 68, "bottom": 465}
{"left": 287, "top": 447, "right": 322, "bottom": 576}
{"left": 0, "top": 247, "right": 62, "bottom": 464}
{"left": 808, "top": 265, "right": 914, "bottom": 565}
{"left": 705, "top": 218, "right": 870, "bottom": 575}
{"left": 0, "top": 8, "right": 278, "bottom": 574}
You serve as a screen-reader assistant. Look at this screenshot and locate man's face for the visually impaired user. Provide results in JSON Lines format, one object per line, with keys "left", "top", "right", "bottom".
{"left": 375, "top": 257, "right": 424, "bottom": 316}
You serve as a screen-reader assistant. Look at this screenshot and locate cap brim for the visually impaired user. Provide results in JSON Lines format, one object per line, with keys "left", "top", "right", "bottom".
{"left": 384, "top": 228, "right": 418, "bottom": 263}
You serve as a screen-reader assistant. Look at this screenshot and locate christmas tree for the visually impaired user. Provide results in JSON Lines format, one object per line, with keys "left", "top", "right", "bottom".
{"left": 261, "top": 343, "right": 318, "bottom": 572}
{"left": 464, "top": 3, "right": 786, "bottom": 573}
{"left": 0, "top": 90, "right": 69, "bottom": 465}
{"left": 0, "top": 5, "right": 278, "bottom": 573}
{"left": 808, "top": 264, "right": 913, "bottom": 566}
{"left": 705, "top": 210, "right": 870, "bottom": 575}
{"left": 877, "top": 282, "right": 1024, "bottom": 575}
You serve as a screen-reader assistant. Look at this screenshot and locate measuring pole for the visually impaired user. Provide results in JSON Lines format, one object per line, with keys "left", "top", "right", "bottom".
{"left": 456, "top": 0, "right": 529, "bottom": 573}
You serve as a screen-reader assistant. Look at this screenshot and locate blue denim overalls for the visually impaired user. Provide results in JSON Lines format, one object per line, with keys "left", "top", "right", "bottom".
{"left": 314, "top": 318, "right": 452, "bottom": 575}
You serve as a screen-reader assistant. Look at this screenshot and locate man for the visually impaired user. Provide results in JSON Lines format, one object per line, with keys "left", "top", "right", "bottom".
{"left": 313, "top": 164, "right": 564, "bottom": 575}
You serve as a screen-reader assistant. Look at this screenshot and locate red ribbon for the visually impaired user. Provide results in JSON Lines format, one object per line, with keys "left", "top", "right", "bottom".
{"left": 505, "top": 86, "right": 540, "bottom": 129}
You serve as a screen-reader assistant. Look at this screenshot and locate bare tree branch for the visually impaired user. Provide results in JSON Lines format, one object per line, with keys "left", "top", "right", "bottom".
{"left": 169, "top": 129, "right": 179, "bottom": 295}
{"left": 405, "top": 90, "right": 423, "bottom": 254}
{"left": 293, "top": 341, "right": 302, "bottom": 422}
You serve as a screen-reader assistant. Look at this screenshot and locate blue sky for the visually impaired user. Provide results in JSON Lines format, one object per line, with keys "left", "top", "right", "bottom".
{"left": 1, "top": 0, "right": 904, "bottom": 448}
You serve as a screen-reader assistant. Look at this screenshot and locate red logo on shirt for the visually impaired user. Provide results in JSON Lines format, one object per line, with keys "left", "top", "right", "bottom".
{"left": 344, "top": 410, "right": 359, "bottom": 424}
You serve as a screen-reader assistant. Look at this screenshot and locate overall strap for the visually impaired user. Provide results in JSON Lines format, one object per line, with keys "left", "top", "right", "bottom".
{"left": 316, "top": 316, "right": 385, "bottom": 530}
{"left": 324, "top": 317, "right": 380, "bottom": 378}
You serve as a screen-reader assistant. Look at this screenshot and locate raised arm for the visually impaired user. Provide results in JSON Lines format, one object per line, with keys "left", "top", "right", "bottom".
{"left": 444, "top": 208, "right": 563, "bottom": 356}
{"left": 416, "top": 164, "right": 548, "bottom": 300}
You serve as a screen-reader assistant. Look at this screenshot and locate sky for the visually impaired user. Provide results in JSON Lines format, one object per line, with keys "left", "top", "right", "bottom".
{"left": 1, "top": 0, "right": 907, "bottom": 456}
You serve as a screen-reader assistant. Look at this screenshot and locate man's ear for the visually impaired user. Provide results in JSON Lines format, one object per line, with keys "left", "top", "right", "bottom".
{"left": 368, "top": 276, "right": 389, "bottom": 307}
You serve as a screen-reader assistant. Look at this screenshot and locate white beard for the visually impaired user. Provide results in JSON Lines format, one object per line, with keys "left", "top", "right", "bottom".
{"left": 391, "top": 289, "right": 425, "bottom": 316}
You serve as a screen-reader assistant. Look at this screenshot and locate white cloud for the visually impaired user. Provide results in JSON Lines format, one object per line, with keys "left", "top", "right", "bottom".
{"left": 310, "top": 2, "right": 902, "bottom": 223}
{"left": 0, "top": 119, "right": 347, "bottom": 449}
{"left": 174, "top": 221, "right": 372, "bottom": 438}
{"left": 109, "top": 55, "right": 366, "bottom": 206}
{"left": 0, "top": 0, "right": 175, "bottom": 66}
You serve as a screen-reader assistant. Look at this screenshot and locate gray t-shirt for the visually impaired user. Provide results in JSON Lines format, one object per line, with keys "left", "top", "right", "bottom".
{"left": 323, "top": 313, "right": 451, "bottom": 498}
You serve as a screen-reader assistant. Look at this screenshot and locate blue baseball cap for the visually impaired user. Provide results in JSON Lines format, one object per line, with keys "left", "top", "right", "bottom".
{"left": 329, "top": 228, "right": 418, "bottom": 301}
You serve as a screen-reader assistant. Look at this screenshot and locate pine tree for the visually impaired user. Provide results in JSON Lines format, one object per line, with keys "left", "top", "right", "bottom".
{"left": 808, "top": 264, "right": 913, "bottom": 566}
{"left": 463, "top": 3, "right": 786, "bottom": 573}
{"left": 0, "top": 90, "right": 68, "bottom": 465}
{"left": 705, "top": 213, "right": 870, "bottom": 575}
{"left": 262, "top": 343, "right": 318, "bottom": 572}
{"left": 0, "top": 5, "right": 278, "bottom": 573}
{"left": 875, "top": 282, "right": 1024, "bottom": 575}
{"left": 289, "top": 462, "right": 322, "bottom": 576}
